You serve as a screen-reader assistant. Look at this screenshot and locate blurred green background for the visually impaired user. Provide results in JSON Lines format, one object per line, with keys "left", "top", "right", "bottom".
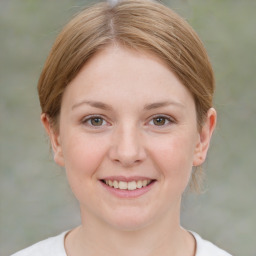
{"left": 1, "top": 0, "right": 255, "bottom": 255}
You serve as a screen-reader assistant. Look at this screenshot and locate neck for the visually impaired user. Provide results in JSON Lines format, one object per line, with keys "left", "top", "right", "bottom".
{"left": 65, "top": 206, "right": 195, "bottom": 256}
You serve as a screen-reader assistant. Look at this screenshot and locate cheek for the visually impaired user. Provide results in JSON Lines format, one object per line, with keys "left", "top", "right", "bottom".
{"left": 60, "top": 133, "right": 109, "bottom": 202}
{"left": 149, "top": 134, "right": 196, "bottom": 187}
{"left": 61, "top": 132, "right": 108, "bottom": 178}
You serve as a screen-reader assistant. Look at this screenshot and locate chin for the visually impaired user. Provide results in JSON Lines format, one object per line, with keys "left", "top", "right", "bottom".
{"left": 103, "top": 208, "right": 157, "bottom": 232}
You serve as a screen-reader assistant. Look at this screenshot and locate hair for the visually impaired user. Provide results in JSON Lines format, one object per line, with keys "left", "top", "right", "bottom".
{"left": 38, "top": 0, "right": 215, "bottom": 192}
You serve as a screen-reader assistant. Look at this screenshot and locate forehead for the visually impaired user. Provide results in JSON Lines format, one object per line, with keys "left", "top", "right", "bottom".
{"left": 62, "top": 45, "right": 195, "bottom": 110}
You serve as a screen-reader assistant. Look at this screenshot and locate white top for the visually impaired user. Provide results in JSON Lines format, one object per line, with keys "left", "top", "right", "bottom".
{"left": 11, "top": 230, "right": 232, "bottom": 256}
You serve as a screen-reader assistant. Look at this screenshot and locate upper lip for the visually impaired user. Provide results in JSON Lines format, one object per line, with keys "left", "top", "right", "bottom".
{"left": 100, "top": 176, "right": 156, "bottom": 182}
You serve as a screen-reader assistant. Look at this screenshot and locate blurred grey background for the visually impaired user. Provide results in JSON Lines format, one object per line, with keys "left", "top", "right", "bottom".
{"left": 0, "top": 0, "right": 255, "bottom": 255}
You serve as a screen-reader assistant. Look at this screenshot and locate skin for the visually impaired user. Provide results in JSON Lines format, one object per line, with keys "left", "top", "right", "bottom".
{"left": 42, "top": 45, "right": 216, "bottom": 256}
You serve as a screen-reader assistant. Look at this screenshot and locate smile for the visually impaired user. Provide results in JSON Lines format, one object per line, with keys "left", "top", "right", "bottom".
{"left": 102, "top": 179, "right": 153, "bottom": 190}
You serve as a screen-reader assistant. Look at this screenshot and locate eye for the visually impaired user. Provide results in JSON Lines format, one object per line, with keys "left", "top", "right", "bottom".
{"left": 82, "top": 116, "right": 107, "bottom": 127}
{"left": 149, "top": 115, "right": 173, "bottom": 127}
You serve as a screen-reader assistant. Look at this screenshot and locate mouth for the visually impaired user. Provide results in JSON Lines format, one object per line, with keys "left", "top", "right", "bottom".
{"left": 100, "top": 179, "right": 156, "bottom": 191}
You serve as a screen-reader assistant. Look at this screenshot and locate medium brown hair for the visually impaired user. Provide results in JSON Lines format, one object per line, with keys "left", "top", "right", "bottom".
{"left": 38, "top": 0, "right": 215, "bottom": 191}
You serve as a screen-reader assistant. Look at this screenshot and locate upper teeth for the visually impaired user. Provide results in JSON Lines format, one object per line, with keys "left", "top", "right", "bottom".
{"left": 104, "top": 180, "right": 151, "bottom": 190}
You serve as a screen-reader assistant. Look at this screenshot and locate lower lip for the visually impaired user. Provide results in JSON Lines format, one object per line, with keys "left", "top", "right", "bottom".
{"left": 100, "top": 181, "right": 156, "bottom": 198}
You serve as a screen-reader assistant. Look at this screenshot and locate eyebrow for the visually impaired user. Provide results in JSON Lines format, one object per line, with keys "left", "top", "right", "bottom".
{"left": 143, "top": 100, "right": 185, "bottom": 110}
{"left": 72, "top": 100, "right": 184, "bottom": 111}
{"left": 72, "top": 100, "right": 113, "bottom": 111}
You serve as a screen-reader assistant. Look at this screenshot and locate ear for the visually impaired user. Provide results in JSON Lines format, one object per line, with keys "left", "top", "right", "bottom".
{"left": 193, "top": 108, "right": 217, "bottom": 166}
{"left": 41, "top": 113, "right": 65, "bottom": 167}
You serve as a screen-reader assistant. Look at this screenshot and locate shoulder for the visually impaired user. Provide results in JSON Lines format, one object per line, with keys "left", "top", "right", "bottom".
{"left": 191, "top": 231, "right": 232, "bottom": 256}
{"left": 11, "top": 231, "right": 68, "bottom": 256}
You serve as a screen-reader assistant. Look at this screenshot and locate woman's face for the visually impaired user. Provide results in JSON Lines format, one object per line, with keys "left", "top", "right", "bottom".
{"left": 44, "top": 45, "right": 215, "bottom": 231}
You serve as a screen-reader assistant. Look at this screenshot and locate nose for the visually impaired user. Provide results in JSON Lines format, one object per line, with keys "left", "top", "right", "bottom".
{"left": 108, "top": 123, "right": 147, "bottom": 167}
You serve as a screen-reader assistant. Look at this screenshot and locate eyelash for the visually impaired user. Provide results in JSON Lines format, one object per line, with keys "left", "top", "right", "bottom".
{"left": 81, "top": 115, "right": 108, "bottom": 128}
{"left": 148, "top": 115, "right": 175, "bottom": 127}
{"left": 81, "top": 114, "right": 175, "bottom": 128}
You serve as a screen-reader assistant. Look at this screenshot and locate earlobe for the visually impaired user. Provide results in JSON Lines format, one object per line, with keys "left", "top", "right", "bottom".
{"left": 193, "top": 108, "right": 217, "bottom": 166}
{"left": 41, "top": 113, "right": 65, "bottom": 167}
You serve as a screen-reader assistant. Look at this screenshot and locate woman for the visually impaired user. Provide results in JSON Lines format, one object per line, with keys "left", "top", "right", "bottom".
{"left": 12, "top": 0, "right": 232, "bottom": 255}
